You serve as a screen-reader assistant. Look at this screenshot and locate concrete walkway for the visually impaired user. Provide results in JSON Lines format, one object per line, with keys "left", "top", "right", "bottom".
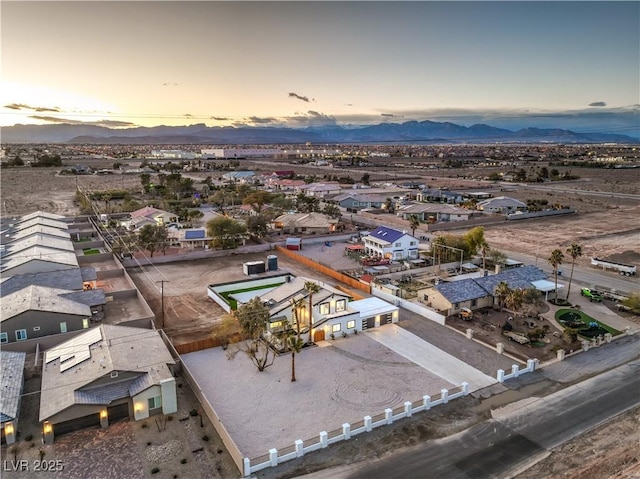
{"left": 366, "top": 323, "right": 497, "bottom": 391}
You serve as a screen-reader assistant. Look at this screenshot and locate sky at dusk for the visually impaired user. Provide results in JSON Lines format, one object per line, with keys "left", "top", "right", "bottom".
{"left": 2, "top": 1, "right": 639, "bottom": 136}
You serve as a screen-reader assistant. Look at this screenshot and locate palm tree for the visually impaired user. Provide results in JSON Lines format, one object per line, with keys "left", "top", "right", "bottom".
{"left": 548, "top": 249, "right": 565, "bottom": 303}
{"left": 505, "top": 288, "right": 524, "bottom": 317}
{"left": 566, "top": 243, "right": 582, "bottom": 300}
{"left": 494, "top": 281, "right": 511, "bottom": 311}
{"left": 409, "top": 215, "right": 420, "bottom": 237}
{"left": 289, "top": 298, "right": 306, "bottom": 382}
{"left": 304, "top": 281, "right": 320, "bottom": 344}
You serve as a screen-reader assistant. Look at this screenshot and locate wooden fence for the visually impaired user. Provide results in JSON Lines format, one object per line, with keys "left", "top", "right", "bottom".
{"left": 275, "top": 246, "right": 371, "bottom": 294}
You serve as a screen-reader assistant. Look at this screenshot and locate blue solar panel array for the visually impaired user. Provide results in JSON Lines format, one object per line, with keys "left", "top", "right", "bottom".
{"left": 184, "top": 230, "right": 206, "bottom": 240}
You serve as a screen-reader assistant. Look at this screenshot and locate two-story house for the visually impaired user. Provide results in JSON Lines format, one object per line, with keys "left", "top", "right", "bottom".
{"left": 362, "top": 226, "right": 419, "bottom": 261}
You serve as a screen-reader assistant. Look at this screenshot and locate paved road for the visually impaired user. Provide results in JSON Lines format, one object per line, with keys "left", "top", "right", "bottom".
{"left": 503, "top": 250, "right": 639, "bottom": 294}
{"left": 298, "top": 357, "right": 640, "bottom": 479}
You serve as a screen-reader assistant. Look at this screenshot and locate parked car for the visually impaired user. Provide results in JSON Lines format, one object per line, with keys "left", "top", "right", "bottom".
{"left": 581, "top": 288, "right": 603, "bottom": 302}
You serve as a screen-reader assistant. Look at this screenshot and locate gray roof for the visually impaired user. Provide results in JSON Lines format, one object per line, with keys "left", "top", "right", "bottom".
{"left": 435, "top": 279, "right": 492, "bottom": 304}
{"left": 0, "top": 351, "right": 26, "bottom": 423}
{"left": 0, "top": 246, "right": 78, "bottom": 275}
{"left": 60, "top": 289, "right": 106, "bottom": 307}
{"left": 0, "top": 268, "right": 87, "bottom": 297}
{"left": 435, "top": 265, "right": 548, "bottom": 304}
{"left": 478, "top": 196, "right": 527, "bottom": 208}
{"left": 1, "top": 234, "right": 75, "bottom": 258}
{"left": 474, "top": 265, "right": 547, "bottom": 293}
{"left": 1, "top": 285, "right": 92, "bottom": 321}
{"left": 2, "top": 224, "right": 71, "bottom": 245}
{"left": 40, "top": 324, "right": 175, "bottom": 421}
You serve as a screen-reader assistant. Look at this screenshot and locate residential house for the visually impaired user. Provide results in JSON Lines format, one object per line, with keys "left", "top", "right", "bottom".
{"left": 221, "top": 171, "right": 256, "bottom": 184}
{"left": 362, "top": 226, "right": 419, "bottom": 261}
{"left": 1, "top": 285, "right": 106, "bottom": 344}
{"left": 0, "top": 267, "right": 98, "bottom": 298}
{"left": 174, "top": 228, "right": 212, "bottom": 249}
{"left": 330, "top": 193, "right": 387, "bottom": 211}
{"left": 0, "top": 351, "right": 26, "bottom": 445}
{"left": 40, "top": 325, "right": 177, "bottom": 439}
{"left": 261, "top": 277, "right": 398, "bottom": 343}
{"left": 295, "top": 182, "right": 342, "bottom": 198}
{"left": 127, "top": 206, "right": 177, "bottom": 231}
{"left": 272, "top": 212, "right": 338, "bottom": 235}
{"left": 418, "top": 265, "right": 548, "bottom": 316}
{"left": 397, "top": 203, "right": 473, "bottom": 223}
{"left": 416, "top": 188, "right": 464, "bottom": 204}
{"left": 477, "top": 196, "right": 527, "bottom": 214}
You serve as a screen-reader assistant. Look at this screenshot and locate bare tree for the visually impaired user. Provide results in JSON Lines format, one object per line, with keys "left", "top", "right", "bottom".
{"left": 226, "top": 298, "right": 275, "bottom": 372}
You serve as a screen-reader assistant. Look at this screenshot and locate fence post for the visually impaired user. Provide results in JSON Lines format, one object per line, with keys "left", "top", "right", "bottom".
{"left": 511, "top": 364, "right": 520, "bottom": 377}
{"left": 343, "top": 423, "right": 351, "bottom": 440}
{"left": 243, "top": 457, "right": 251, "bottom": 477}
{"left": 496, "top": 342, "right": 504, "bottom": 355}
{"left": 497, "top": 369, "right": 505, "bottom": 382}
{"left": 582, "top": 340, "right": 590, "bottom": 352}
{"left": 364, "top": 415, "right": 372, "bottom": 432}
{"left": 320, "top": 431, "right": 328, "bottom": 448}
{"left": 441, "top": 388, "right": 449, "bottom": 404}
{"left": 466, "top": 328, "right": 474, "bottom": 339}
{"left": 527, "top": 359, "right": 536, "bottom": 372}
{"left": 605, "top": 333, "right": 612, "bottom": 343}
{"left": 557, "top": 349, "right": 565, "bottom": 361}
{"left": 269, "top": 448, "right": 278, "bottom": 467}
{"left": 295, "top": 439, "right": 304, "bottom": 458}
{"left": 385, "top": 408, "right": 394, "bottom": 425}
{"left": 462, "top": 382, "right": 469, "bottom": 395}
{"left": 404, "top": 401, "right": 413, "bottom": 417}
{"left": 423, "top": 394, "right": 431, "bottom": 410}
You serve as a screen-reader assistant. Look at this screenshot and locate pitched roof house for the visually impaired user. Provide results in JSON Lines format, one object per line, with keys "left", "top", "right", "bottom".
{"left": 362, "top": 226, "right": 419, "bottom": 261}
{"left": 273, "top": 212, "right": 338, "bottom": 235}
{"left": 40, "top": 325, "right": 177, "bottom": 439}
{"left": 419, "top": 265, "right": 548, "bottom": 316}
{"left": 0, "top": 351, "right": 26, "bottom": 444}
{"left": 477, "top": 196, "right": 527, "bottom": 214}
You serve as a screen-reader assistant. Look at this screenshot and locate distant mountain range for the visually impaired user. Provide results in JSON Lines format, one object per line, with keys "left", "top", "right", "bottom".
{"left": 2, "top": 120, "right": 638, "bottom": 144}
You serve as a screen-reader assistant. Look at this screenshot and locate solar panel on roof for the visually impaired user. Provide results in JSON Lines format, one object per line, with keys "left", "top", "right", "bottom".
{"left": 45, "top": 327, "right": 102, "bottom": 371}
{"left": 184, "top": 230, "right": 205, "bottom": 240}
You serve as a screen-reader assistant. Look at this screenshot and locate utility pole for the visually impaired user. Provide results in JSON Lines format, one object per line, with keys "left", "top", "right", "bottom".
{"left": 155, "top": 280, "right": 169, "bottom": 329}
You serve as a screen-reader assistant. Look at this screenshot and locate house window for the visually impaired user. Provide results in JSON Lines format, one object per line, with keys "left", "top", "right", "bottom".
{"left": 270, "top": 320, "right": 283, "bottom": 329}
{"left": 332, "top": 324, "right": 341, "bottom": 333}
{"left": 0, "top": 332, "right": 7, "bottom": 343}
{"left": 320, "top": 303, "right": 330, "bottom": 315}
{"left": 110, "top": 371, "right": 119, "bottom": 378}
{"left": 471, "top": 299, "right": 477, "bottom": 307}
{"left": 83, "top": 319, "right": 89, "bottom": 329}
{"left": 410, "top": 241, "right": 416, "bottom": 246}
{"left": 148, "top": 396, "right": 162, "bottom": 410}
{"left": 347, "top": 320, "right": 356, "bottom": 329}
{"left": 335, "top": 299, "right": 346, "bottom": 312}
{"left": 453, "top": 303, "right": 460, "bottom": 310}
{"left": 394, "top": 242, "right": 401, "bottom": 247}
{"left": 15, "top": 329, "right": 27, "bottom": 341}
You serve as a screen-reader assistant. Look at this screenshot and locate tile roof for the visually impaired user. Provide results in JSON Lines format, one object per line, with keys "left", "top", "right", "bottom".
{"left": 40, "top": 324, "right": 175, "bottom": 421}
{"left": 0, "top": 246, "right": 78, "bottom": 275}
{"left": 0, "top": 351, "right": 26, "bottom": 423}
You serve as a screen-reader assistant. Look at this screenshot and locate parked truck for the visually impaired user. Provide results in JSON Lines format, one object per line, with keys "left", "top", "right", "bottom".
{"left": 590, "top": 258, "right": 637, "bottom": 276}
{"left": 503, "top": 331, "right": 530, "bottom": 344}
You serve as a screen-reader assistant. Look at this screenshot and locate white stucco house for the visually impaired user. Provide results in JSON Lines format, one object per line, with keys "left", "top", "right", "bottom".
{"left": 362, "top": 226, "right": 419, "bottom": 261}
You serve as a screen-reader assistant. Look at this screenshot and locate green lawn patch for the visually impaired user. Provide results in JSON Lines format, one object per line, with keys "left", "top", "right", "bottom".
{"left": 82, "top": 248, "right": 100, "bottom": 255}
{"left": 220, "top": 283, "right": 284, "bottom": 310}
{"left": 555, "top": 308, "right": 622, "bottom": 338}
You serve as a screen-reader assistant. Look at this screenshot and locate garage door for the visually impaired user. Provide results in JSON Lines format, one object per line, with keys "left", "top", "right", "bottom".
{"left": 108, "top": 403, "right": 130, "bottom": 422}
{"left": 53, "top": 414, "right": 100, "bottom": 437}
{"left": 363, "top": 316, "right": 376, "bottom": 330}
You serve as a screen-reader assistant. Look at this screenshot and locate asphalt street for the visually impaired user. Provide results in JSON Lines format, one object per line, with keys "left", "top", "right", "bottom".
{"left": 298, "top": 351, "right": 640, "bottom": 479}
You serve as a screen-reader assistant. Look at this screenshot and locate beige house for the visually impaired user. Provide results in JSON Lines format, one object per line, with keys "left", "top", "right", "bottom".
{"left": 272, "top": 212, "right": 338, "bottom": 235}
{"left": 126, "top": 206, "right": 177, "bottom": 231}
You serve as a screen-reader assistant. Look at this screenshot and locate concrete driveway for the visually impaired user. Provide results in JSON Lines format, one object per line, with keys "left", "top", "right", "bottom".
{"left": 366, "top": 324, "right": 497, "bottom": 391}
